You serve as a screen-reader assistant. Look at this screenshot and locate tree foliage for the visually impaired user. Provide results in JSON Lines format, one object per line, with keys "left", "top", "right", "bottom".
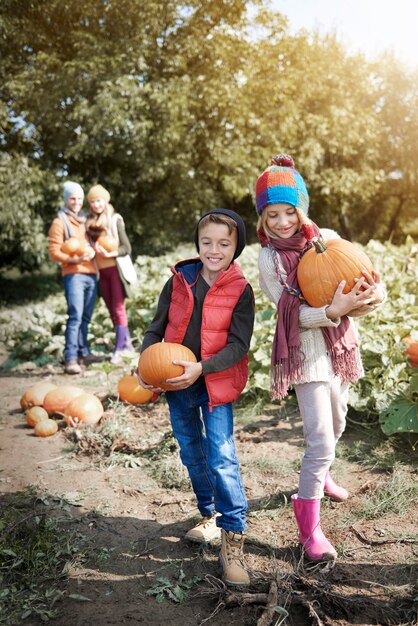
{"left": 0, "top": 0, "right": 417, "bottom": 269}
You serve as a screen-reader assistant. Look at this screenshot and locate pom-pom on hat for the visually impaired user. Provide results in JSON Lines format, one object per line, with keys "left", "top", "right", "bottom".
{"left": 87, "top": 184, "right": 111, "bottom": 204}
{"left": 63, "top": 181, "right": 84, "bottom": 203}
{"left": 255, "top": 153, "right": 309, "bottom": 216}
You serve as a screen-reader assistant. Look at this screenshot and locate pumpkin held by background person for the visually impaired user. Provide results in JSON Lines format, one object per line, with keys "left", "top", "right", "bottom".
{"left": 97, "top": 234, "right": 118, "bottom": 253}
{"left": 117, "top": 374, "right": 153, "bottom": 404}
{"left": 61, "top": 237, "right": 86, "bottom": 256}
{"left": 297, "top": 236, "right": 375, "bottom": 307}
{"left": 138, "top": 342, "right": 197, "bottom": 391}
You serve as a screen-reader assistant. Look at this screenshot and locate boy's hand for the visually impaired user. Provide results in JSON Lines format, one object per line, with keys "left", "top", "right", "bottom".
{"left": 136, "top": 369, "right": 164, "bottom": 393}
{"left": 326, "top": 277, "right": 377, "bottom": 319}
{"left": 164, "top": 361, "right": 203, "bottom": 390}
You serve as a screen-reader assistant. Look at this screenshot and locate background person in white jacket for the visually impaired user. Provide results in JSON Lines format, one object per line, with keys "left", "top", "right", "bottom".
{"left": 255, "top": 152, "right": 385, "bottom": 561}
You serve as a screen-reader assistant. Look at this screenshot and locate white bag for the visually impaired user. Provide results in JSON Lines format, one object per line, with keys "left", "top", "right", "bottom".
{"left": 116, "top": 254, "right": 137, "bottom": 285}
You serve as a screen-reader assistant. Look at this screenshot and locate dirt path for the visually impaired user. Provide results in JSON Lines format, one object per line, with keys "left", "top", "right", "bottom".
{"left": 1, "top": 365, "right": 417, "bottom": 626}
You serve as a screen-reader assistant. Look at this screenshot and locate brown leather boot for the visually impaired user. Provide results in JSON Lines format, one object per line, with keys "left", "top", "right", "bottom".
{"left": 219, "top": 530, "right": 250, "bottom": 586}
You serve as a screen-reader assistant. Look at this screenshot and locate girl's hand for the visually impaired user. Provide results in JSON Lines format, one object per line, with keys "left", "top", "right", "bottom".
{"left": 359, "top": 270, "right": 385, "bottom": 305}
{"left": 136, "top": 369, "right": 164, "bottom": 393}
{"left": 164, "top": 361, "right": 203, "bottom": 390}
{"left": 326, "top": 277, "right": 377, "bottom": 319}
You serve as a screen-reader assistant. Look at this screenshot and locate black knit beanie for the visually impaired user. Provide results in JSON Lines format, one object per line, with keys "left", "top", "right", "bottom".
{"left": 194, "top": 208, "right": 246, "bottom": 260}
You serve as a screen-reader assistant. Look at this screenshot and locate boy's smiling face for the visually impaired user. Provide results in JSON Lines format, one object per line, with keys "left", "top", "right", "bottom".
{"left": 198, "top": 222, "right": 237, "bottom": 282}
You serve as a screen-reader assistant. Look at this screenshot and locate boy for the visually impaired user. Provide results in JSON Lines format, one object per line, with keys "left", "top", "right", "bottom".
{"left": 137, "top": 209, "right": 254, "bottom": 586}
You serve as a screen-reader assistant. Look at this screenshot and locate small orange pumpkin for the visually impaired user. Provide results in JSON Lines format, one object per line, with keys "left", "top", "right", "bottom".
{"left": 26, "top": 406, "right": 49, "bottom": 427}
{"left": 64, "top": 393, "right": 104, "bottom": 426}
{"left": 138, "top": 342, "right": 197, "bottom": 391}
{"left": 61, "top": 237, "right": 86, "bottom": 256}
{"left": 43, "top": 385, "right": 84, "bottom": 416}
{"left": 117, "top": 374, "right": 153, "bottom": 404}
{"left": 98, "top": 234, "right": 118, "bottom": 253}
{"left": 34, "top": 419, "right": 59, "bottom": 437}
{"left": 20, "top": 382, "right": 57, "bottom": 410}
{"left": 297, "top": 237, "right": 375, "bottom": 307}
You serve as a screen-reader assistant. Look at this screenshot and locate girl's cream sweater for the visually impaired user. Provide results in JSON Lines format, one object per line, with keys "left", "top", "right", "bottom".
{"left": 258, "top": 228, "right": 364, "bottom": 385}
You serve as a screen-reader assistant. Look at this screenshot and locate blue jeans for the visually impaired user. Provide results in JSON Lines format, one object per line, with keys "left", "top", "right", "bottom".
{"left": 165, "top": 378, "right": 247, "bottom": 532}
{"left": 63, "top": 273, "right": 97, "bottom": 362}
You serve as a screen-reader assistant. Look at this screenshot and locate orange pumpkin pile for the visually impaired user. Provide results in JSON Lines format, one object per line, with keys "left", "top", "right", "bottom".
{"left": 20, "top": 381, "right": 105, "bottom": 436}
{"left": 117, "top": 374, "right": 153, "bottom": 404}
{"left": 297, "top": 237, "right": 375, "bottom": 307}
{"left": 138, "top": 342, "right": 197, "bottom": 391}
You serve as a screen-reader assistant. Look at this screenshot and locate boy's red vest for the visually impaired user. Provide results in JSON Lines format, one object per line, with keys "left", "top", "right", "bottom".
{"left": 164, "top": 259, "right": 250, "bottom": 408}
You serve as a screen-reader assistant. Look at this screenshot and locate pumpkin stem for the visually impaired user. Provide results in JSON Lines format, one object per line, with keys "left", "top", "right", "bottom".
{"left": 312, "top": 236, "right": 327, "bottom": 253}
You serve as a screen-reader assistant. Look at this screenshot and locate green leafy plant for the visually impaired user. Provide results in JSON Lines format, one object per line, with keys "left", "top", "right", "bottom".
{"left": 146, "top": 567, "right": 201, "bottom": 604}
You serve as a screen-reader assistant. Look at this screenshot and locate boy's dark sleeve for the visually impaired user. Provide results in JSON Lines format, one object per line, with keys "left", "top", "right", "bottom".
{"left": 201, "top": 284, "right": 255, "bottom": 375}
{"left": 116, "top": 217, "right": 132, "bottom": 257}
{"left": 140, "top": 277, "right": 173, "bottom": 352}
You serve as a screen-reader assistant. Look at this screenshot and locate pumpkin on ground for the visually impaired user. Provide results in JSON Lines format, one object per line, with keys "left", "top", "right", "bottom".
{"left": 117, "top": 374, "right": 153, "bottom": 404}
{"left": 43, "top": 385, "right": 84, "bottom": 416}
{"left": 20, "top": 382, "right": 57, "bottom": 410}
{"left": 297, "top": 237, "right": 375, "bottom": 307}
{"left": 64, "top": 393, "right": 104, "bottom": 426}
{"left": 403, "top": 337, "right": 418, "bottom": 367}
{"left": 26, "top": 406, "right": 49, "bottom": 428}
{"left": 61, "top": 237, "right": 86, "bottom": 256}
{"left": 34, "top": 419, "right": 59, "bottom": 437}
{"left": 138, "top": 342, "right": 197, "bottom": 391}
{"left": 98, "top": 234, "right": 118, "bottom": 253}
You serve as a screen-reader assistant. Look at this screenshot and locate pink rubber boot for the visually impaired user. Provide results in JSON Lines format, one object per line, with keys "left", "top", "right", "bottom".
{"left": 291, "top": 494, "right": 337, "bottom": 561}
{"left": 324, "top": 470, "right": 349, "bottom": 502}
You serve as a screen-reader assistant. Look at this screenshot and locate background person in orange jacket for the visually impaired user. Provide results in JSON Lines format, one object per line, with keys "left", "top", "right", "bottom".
{"left": 48, "top": 181, "right": 98, "bottom": 375}
{"left": 137, "top": 209, "right": 254, "bottom": 587}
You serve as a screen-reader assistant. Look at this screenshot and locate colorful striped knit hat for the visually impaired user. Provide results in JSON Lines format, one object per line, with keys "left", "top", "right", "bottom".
{"left": 255, "top": 153, "right": 309, "bottom": 216}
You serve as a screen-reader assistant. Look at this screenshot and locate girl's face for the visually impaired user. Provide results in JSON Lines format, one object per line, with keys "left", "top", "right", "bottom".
{"left": 66, "top": 194, "right": 83, "bottom": 214}
{"left": 89, "top": 198, "right": 106, "bottom": 214}
{"left": 198, "top": 222, "right": 237, "bottom": 280}
{"left": 265, "top": 203, "right": 300, "bottom": 239}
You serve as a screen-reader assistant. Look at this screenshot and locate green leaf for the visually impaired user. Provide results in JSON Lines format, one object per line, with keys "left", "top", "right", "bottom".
{"left": 379, "top": 397, "right": 418, "bottom": 435}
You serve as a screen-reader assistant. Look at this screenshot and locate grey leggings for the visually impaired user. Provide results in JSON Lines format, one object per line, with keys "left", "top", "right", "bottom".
{"left": 295, "top": 377, "right": 349, "bottom": 500}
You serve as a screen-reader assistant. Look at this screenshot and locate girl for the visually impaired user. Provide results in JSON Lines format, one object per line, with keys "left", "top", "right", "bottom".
{"left": 48, "top": 181, "right": 98, "bottom": 374}
{"left": 255, "top": 153, "right": 385, "bottom": 561}
{"left": 86, "top": 184, "right": 134, "bottom": 364}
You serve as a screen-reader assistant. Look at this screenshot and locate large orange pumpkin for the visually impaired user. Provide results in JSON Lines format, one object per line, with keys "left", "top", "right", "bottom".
{"left": 34, "top": 419, "right": 59, "bottom": 437}
{"left": 98, "top": 234, "right": 118, "bottom": 253}
{"left": 61, "top": 237, "right": 86, "bottom": 256}
{"left": 138, "top": 342, "right": 197, "bottom": 391}
{"left": 20, "top": 382, "right": 57, "bottom": 410}
{"left": 43, "top": 386, "right": 84, "bottom": 416}
{"left": 117, "top": 375, "right": 153, "bottom": 404}
{"left": 64, "top": 393, "right": 104, "bottom": 426}
{"left": 297, "top": 237, "right": 375, "bottom": 307}
{"left": 26, "top": 406, "right": 49, "bottom": 428}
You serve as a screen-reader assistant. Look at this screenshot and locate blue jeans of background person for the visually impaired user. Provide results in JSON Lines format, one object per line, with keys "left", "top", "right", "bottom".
{"left": 63, "top": 273, "right": 97, "bottom": 362}
{"left": 165, "top": 378, "right": 247, "bottom": 533}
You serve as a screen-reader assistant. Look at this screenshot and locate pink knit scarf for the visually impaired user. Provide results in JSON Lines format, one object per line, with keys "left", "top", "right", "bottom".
{"left": 258, "top": 224, "right": 362, "bottom": 400}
